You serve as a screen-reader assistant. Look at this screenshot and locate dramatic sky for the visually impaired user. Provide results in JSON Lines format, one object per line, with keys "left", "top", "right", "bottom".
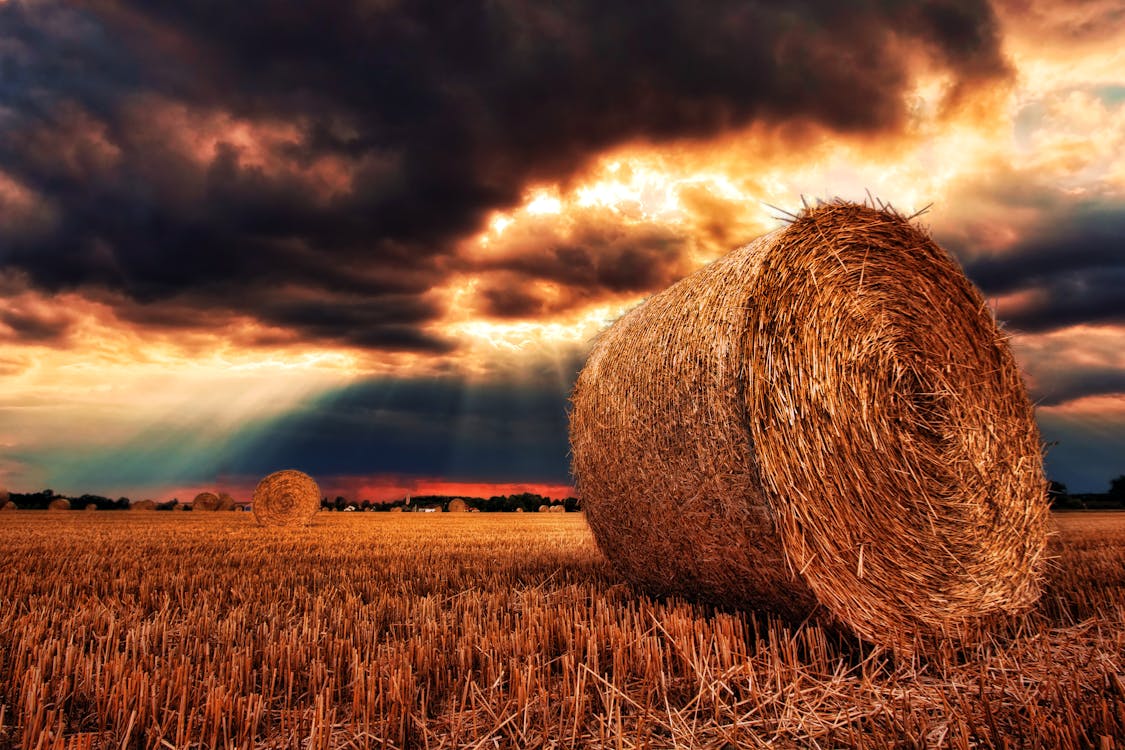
{"left": 1, "top": 0, "right": 1122, "bottom": 500}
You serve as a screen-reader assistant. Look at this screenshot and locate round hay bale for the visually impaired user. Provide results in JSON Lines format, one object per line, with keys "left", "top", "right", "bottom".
{"left": 447, "top": 498, "right": 469, "bottom": 512}
{"left": 171, "top": 502, "right": 185, "bottom": 511}
{"left": 217, "top": 492, "right": 236, "bottom": 511}
{"left": 569, "top": 201, "right": 1048, "bottom": 650}
{"left": 549, "top": 505, "right": 566, "bottom": 513}
{"left": 193, "top": 492, "right": 220, "bottom": 511}
{"left": 537, "top": 504, "right": 548, "bottom": 513}
{"left": 515, "top": 506, "right": 525, "bottom": 513}
{"left": 252, "top": 469, "right": 320, "bottom": 526}
{"left": 47, "top": 498, "right": 71, "bottom": 511}
{"left": 85, "top": 503, "right": 98, "bottom": 511}
{"left": 2, "top": 500, "right": 18, "bottom": 511}
{"left": 132, "top": 499, "right": 156, "bottom": 511}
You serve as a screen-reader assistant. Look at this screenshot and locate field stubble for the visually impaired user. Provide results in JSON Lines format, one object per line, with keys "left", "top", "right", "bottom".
{"left": 0, "top": 512, "right": 1122, "bottom": 749}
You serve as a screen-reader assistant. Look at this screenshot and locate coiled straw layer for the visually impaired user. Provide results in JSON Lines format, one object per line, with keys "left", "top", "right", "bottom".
{"left": 252, "top": 470, "right": 320, "bottom": 527}
{"left": 193, "top": 492, "right": 220, "bottom": 511}
{"left": 569, "top": 201, "right": 1048, "bottom": 650}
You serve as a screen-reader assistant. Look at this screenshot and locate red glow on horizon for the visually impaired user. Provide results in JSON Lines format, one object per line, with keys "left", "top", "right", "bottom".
{"left": 153, "top": 475, "right": 576, "bottom": 505}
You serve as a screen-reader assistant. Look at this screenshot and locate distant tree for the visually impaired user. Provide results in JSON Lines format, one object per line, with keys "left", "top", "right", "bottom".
{"left": 1110, "top": 475, "right": 1125, "bottom": 500}
{"left": 1046, "top": 481, "right": 1075, "bottom": 509}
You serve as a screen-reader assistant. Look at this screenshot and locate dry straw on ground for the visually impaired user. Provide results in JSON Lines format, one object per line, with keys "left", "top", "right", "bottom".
{"left": 447, "top": 498, "right": 469, "bottom": 512}
{"left": 193, "top": 492, "right": 220, "bottom": 511}
{"left": 570, "top": 200, "right": 1048, "bottom": 650}
{"left": 47, "top": 498, "right": 71, "bottom": 512}
{"left": 252, "top": 470, "right": 320, "bottom": 526}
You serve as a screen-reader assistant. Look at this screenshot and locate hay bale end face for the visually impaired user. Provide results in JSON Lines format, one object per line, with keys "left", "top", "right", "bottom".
{"left": 252, "top": 470, "right": 320, "bottom": 526}
{"left": 447, "top": 498, "right": 469, "bottom": 512}
{"left": 217, "top": 492, "right": 236, "bottom": 511}
{"left": 569, "top": 201, "right": 1048, "bottom": 650}
{"left": 47, "top": 498, "right": 71, "bottom": 511}
{"left": 193, "top": 492, "right": 220, "bottom": 511}
{"left": 537, "top": 505, "right": 548, "bottom": 513}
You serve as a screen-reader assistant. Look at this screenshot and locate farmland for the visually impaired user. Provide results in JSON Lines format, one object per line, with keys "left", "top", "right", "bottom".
{"left": 0, "top": 512, "right": 1122, "bottom": 749}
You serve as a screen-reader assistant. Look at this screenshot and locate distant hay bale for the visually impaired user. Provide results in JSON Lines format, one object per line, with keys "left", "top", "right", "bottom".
{"left": 549, "top": 505, "right": 565, "bottom": 513}
{"left": 85, "top": 503, "right": 98, "bottom": 511}
{"left": 447, "top": 498, "right": 469, "bottom": 512}
{"left": 193, "top": 492, "right": 220, "bottom": 511}
{"left": 388, "top": 506, "right": 404, "bottom": 513}
{"left": 48, "top": 498, "right": 71, "bottom": 511}
{"left": 132, "top": 499, "right": 156, "bottom": 511}
{"left": 252, "top": 469, "right": 320, "bottom": 526}
{"left": 217, "top": 492, "right": 236, "bottom": 511}
{"left": 515, "top": 507, "right": 524, "bottom": 513}
{"left": 171, "top": 502, "right": 185, "bottom": 511}
{"left": 2, "top": 500, "right": 18, "bottom": 511}
{"left": 569, "top": 201, "right": 1048, "bottom": 650}
{"left": 537, "top": 505, "right": 548, "bottom": 513}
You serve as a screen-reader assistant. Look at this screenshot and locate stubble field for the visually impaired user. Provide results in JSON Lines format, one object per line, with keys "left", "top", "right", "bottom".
{"left": 0, "top": 511, "right": 1122, "bottom": 749}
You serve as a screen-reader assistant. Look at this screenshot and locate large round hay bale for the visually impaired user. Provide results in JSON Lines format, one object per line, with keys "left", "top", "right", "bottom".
{"left": 193, "top": 492, "right": 220, "bottom": 511}
{"left": 217, "top": 492, "right": 236, "bottom": 511}
{"left": 132, "top": 499, "right": 156, "bottom": 511}
{"left": 47, "top": 498, "right": 71, "bottom": 511}
{"left": 2, "top": 500, "right": 18, "bottom": 511}
{"left": 252, "top": 469, "right": 320, "bottom": 526}
{"left": 570, "top": 201, "right": 1048, "bottom": 650}
{"left": 447, "top": 498, "right": 469, "bottom": 512}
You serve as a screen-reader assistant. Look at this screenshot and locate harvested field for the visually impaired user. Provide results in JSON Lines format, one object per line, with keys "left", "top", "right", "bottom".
{"left": 0, "top": 512, "right": 1122, "bottom": 748}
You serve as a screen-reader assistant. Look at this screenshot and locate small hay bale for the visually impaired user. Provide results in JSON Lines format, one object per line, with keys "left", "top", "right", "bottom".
{"left": 132, "top": 499, "right": 156, "bottom": 511}
{"left": 515, "top": 507, "right": 525, "bottom": 513}
{"left": 569, "top": 201, "right": 1048, "bottom": 650}
{"left": 388, "top": 505, "right": 404, "bottom": 513}
{"left": 48, "top": 498, "right": 71, "bottom": 511}
{"left": 252, "top": 469, "right": 320, "bottom": 526}
{"left": 447, "top": 498, "right": 469, "bottom": 512}
{"left": 537, "top": 504, "right": 548, "bottom": 513}
{"left": 193, "top": 492, "right": 220, "bottom": 511}
{"left": 217, "top": 492, "right": 236, "bottom": 511}
{"left": 171, "top": 502, "right": 185, "bottom": 511}
{"left": 549, "top": 505, "right": 566, "bottom": 513}
{"left": 2, "top": 500, "right": 18, "bottom": 511}
{"left": 85, "top": 503, "right": 98, "bottom": 511}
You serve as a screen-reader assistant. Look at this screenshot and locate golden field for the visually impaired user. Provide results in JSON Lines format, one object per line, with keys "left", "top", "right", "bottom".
{"left": 0, "top": 511, "right": 1122, "bottom": 749}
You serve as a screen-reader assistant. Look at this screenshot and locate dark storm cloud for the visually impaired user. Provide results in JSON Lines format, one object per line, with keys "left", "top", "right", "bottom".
{"left": 0, "top": 305, "right": 73, "bottom": 343}
{"left": 471, "top": 215, "right": 694, "bottom": 317}
{"left": 0, "top": 0, "right": 1010, "bottom": 348}
{"left": 958, "top": 206, "right": 1125, "bottom": 333}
